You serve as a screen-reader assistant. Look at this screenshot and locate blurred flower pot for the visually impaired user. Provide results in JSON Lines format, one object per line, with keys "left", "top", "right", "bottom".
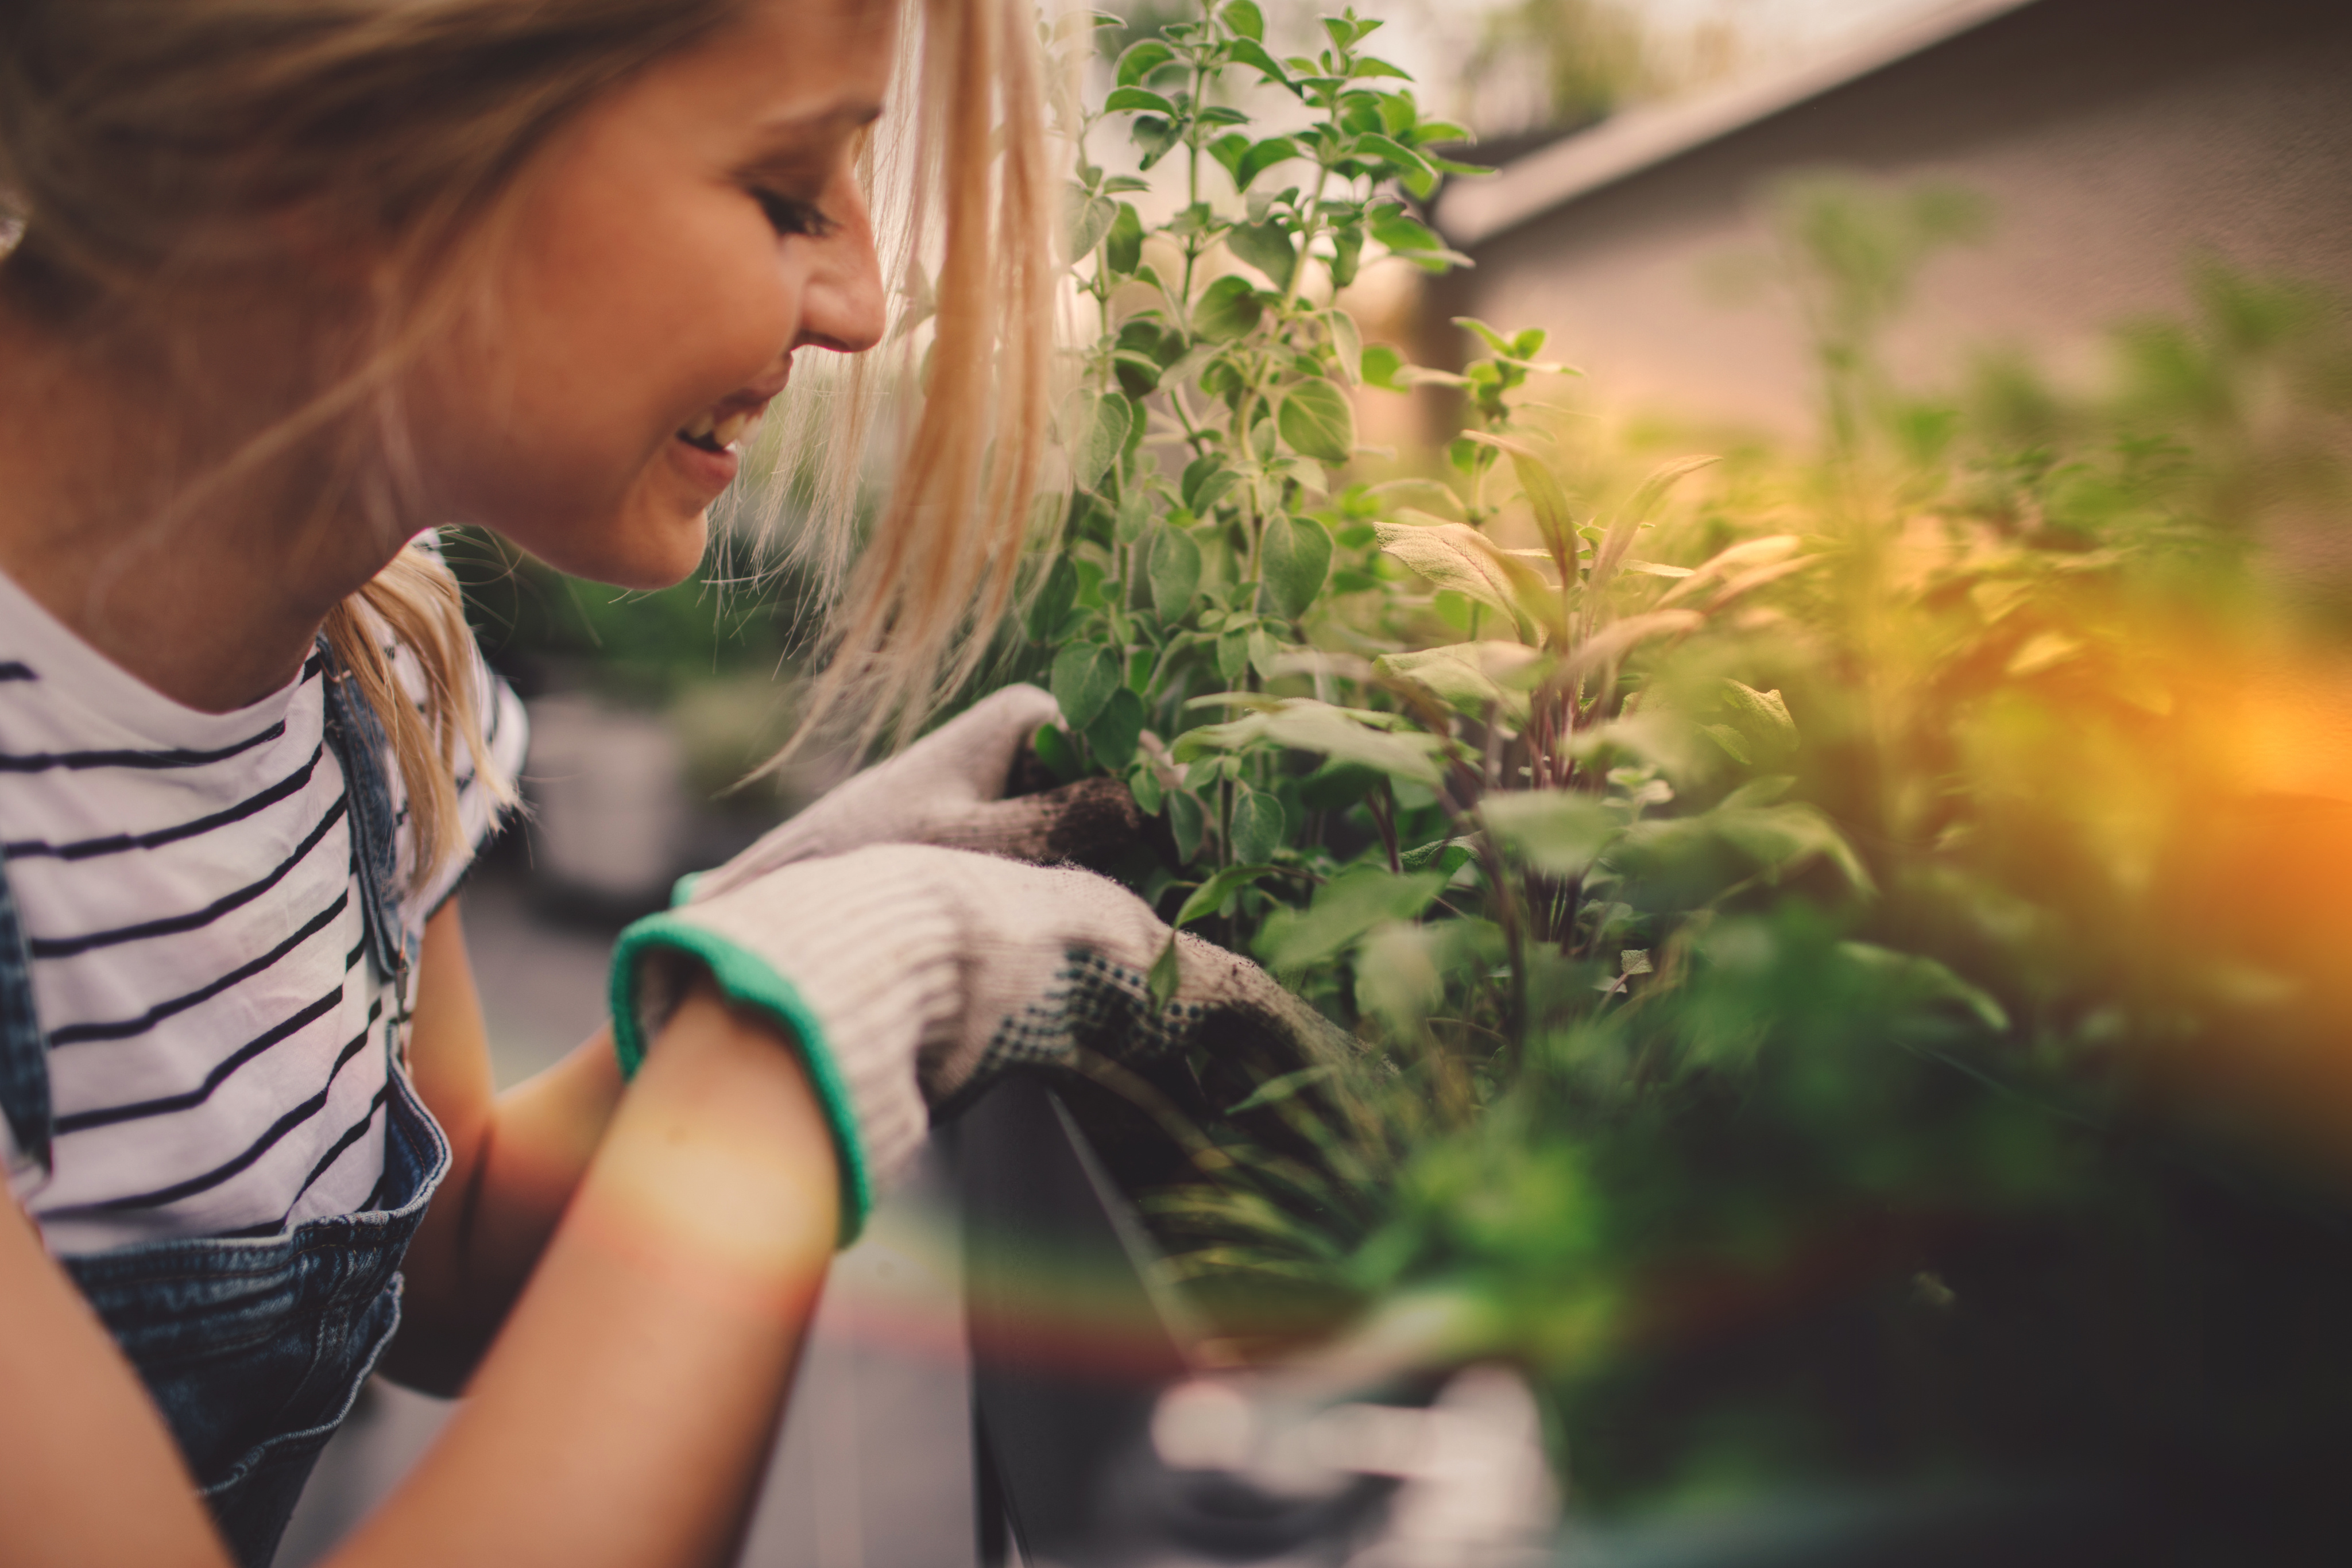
{"left": 520, "top": 692, "right": 688, "bottom": 915}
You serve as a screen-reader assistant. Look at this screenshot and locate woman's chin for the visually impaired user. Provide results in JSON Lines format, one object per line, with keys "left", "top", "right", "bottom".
{"left": 516, "top": 506, "right": 709, "bottom": 590}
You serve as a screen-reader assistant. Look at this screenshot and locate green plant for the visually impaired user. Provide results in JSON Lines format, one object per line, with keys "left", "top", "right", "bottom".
{"left": 991, "top": 17, "right": 2352, "bottom": 1535}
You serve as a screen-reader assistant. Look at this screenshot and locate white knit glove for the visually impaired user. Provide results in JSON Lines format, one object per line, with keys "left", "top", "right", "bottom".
{"left": 693, "top": 684, "right": 1141, "bottom": 899}
{"left": 609, "top": 845, "right": 1347, "bottom": 1245}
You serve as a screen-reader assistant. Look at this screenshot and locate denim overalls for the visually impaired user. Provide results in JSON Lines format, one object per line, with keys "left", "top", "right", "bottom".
{"left": 0, "top": 649, "right": 450, "bottom": 1567}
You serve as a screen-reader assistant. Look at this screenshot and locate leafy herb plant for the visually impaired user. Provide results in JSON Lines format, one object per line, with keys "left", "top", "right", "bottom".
{"left": 988, "top": 4, "right": 2352, "bottom": 1537}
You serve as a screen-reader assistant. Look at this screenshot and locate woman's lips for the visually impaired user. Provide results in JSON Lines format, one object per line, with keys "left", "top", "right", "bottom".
{"left": 677, "top": 408, "right": 755, "bottom": 454}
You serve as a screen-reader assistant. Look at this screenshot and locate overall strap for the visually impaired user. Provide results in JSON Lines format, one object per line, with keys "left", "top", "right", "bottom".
{"left": 0, "top": 846, "right": 52, "bottom": 1174}
{"left": 315, "top": 637, "right": 410, "bottom": 993}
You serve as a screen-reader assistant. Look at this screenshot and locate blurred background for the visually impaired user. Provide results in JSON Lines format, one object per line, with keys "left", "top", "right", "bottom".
{"left": 281, "top": 0, "right": 2352, "bottom": 1561}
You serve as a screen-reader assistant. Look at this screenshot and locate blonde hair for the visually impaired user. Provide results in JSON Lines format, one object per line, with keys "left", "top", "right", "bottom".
{"left": 0, "top": 0, "right": 1058, "bottom": 865}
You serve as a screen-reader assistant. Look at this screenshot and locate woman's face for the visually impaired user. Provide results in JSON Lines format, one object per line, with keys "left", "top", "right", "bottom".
{"left": 412, "top": 0, "right": 893, "bottom": 589}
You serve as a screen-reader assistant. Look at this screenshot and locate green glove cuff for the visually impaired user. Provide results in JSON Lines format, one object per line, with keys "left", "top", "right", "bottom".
{"left": 609, "top": 914, "right": 875, "bottom": 1246}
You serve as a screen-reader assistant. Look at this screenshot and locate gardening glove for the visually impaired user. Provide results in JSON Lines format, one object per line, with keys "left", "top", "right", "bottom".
{"left": 610, "top": 843, "right": 1349, "bottom": 1245}
{"left": 695, "top": 684, "right": 1142, "bottom": 898}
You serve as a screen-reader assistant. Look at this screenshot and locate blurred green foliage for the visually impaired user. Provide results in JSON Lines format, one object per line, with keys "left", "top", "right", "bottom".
{"left": 1003, "top": 7, "right": 2352, "bottom": 1540}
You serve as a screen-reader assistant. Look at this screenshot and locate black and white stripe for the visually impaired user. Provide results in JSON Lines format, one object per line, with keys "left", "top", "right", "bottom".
{"left": 0, "top": 567, "right": 523, "bottom": 1254}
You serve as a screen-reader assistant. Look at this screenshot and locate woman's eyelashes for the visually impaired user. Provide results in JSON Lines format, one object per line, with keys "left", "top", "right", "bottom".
{"left": 753, "top": 187, "right": 837, "bottom": 239}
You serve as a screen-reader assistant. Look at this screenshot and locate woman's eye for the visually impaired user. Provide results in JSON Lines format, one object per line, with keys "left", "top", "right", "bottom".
{"left": 753, "top": 188, "right": 837, "bottom": 239}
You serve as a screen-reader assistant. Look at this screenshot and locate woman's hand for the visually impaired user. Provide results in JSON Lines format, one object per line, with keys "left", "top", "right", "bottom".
{"left": 614, "top": 843, "right": 1352, "bottom": 1232}
{"left": 695, "top": 684, "right": 1143, "bottom": 897}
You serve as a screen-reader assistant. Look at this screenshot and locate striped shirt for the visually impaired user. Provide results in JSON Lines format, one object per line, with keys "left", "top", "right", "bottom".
{"left": 0, "top": 563, "right": 523, "bottom": 1255}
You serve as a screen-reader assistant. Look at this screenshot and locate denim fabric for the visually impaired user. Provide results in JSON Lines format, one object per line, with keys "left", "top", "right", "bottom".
{"left": 0, "top": 641, "right": 446, "bottom": 1567}
{"left": 0, "top": 841, "right": 49, "bottom": 1173}
{"left": 320, "top": 644, "right": 415, "bottom": 993}
{"left": 63, "top": 1077, "right": 448, "bottom": 1566}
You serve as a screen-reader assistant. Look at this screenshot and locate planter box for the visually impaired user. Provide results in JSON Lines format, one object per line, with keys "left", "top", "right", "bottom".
{"left": 948, "top": 1078, "right": 1554, "bottom": 1567}
{"left": 946, "top": 1081, "right": 2164, "bottom": 1568}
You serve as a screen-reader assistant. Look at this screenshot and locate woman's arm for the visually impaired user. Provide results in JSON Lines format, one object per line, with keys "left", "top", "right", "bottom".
{"left": 381, "top": 899, "right": 628, "bottom": 1392}
{"left": 0, "top": 976, "right": 838, "bottom": 1568}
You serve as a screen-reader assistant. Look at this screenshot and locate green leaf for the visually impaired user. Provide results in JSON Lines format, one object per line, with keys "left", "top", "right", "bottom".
{"left": 1181, "top": 455, "right": 1239, "bottom": 513}
{"left": 1105, "top": 86, "right": 1177, "bottom": 116}
{"left": 1836, "top": 942, "right": 2012, "bottom": 1033}
{"left": 1206, "top": 131, "right": 1252, "bottom": 184}
{"left": 1050, "top": 642, "right": 1119, "bottom": 730}
{"left": 1227, "top": 218, "right": 1297, "bottom": 284}
{"left": 1299, "top": 761, "right": 1380, "bottom": 810}
{"left": 1192, "top": 274, "right": 1262, "bottom": 342}
{"left": 1226, "top": 37, "right": 1293, "bottom": 88}
{"left": 1147, "top": 933, "right": 1183, "bottom": 1008}
{"left": 1103, "top": 202, "right": 1144, "bottom": 276}
{"left": 1223, "top": 1064, "right": 1337, "bottom": 1116}
{"left": 1255, "top": 864, "right": 1446, "bottom": 974}
{"left": 1115, "top": 39, "right": 1175, "bottom": 86}
{"left": 1247, "top": 626, "right": 1281, "bottom": 680}
{"left": 1368, "top": 207, "right": 1441, "bottom": 255}
{"left": 1629, "top": 456, "right": 1720, "bottom": 526}
{"left": 1148, "top": 525, "right": 1202, "bottom": 616}
{"left": 1167, "top": 788, "right": 1208, "bottom": 862}
{"left": 1461, "top": 430, "right": 1576, "bottom": 560}
{"left": 1324, "top": 311, "right": 1363, "bottom": 386}
{"left": 1375, "top": 641, "right": 1544, "bottom": 717}
{"left": 1352, "top": 132, "right": 1434, "bottom": 181}
{"left": 1085, "top": 686, "right": 1146, "bottom": 769}
{"left": 1069, "top": 390, "right": 1132, "bottom": 492}
{"left": 1360, "top": 343, "right": 1409, "bottom": 391}
{"left": 1608, "top": 797, "right": 1873, "bottom": 898}
{"left": 1722, "top": 679, "right": 1798, "bottom": 762}
{"left": 1260, "top": 514, "right": 1333, "bottom": 618}
{"left": 1558, "top": 609, "right": 1705, "bottom": 684}
{"left": 1398, "top": 838, "right": 1476, "bottom": 876}
{"left": 1174, "top": 699, "right": 1444, "bottom": 787}
{"left": 1372, "top": 520, "right": 1552, "bottom": 640}
{"left": 1216, "top": 629, "right": 1250, "bottom": 686}
{"left": 1454, "top": 316, "right": 1515, "bottom": 356}
{"left": 1277, "top": 377, "right": 1355, "bottom": 464}
{"left": 1113, "top": 483, "right": 1151, "bottom": 544}
{"left": 1026, "top": 553, "right": 1080, "bottom": 641}
{"left": 1175, "top": 862, "right": 1272, "bottom": 930}
{"left": 1235, "top": 135, "right": 1299, "bottom": 191}
{"left": 1329, "top": 225, "right": 1364, "bottom": 288}
{"left": 1219, "top": 0, "right": 1264, "bottom": 41}
{"left": 1711, "top": 802, "right": 1871, "bottom": 892}
{"left": 1067, "top": 192, "right": 1116, "bottom": 261}
{"left": 1132, "top": 114, "right": 1183, "bottom": 169}
{"left": 1127, "top": 764, "right": 1165, "bottom": 816}
{"left": 1483, "top": 791, "right": 1624, "bottom": 877}
{"left": 1231, "top": 785, "right": 1287, "bottom": 864}
{"left": 1030, "top": 721, "right": 1084, "bottom": 784}
{"left": 1702, "top": 723, "right": 1752, "bottom": 765}
{"left": 1348, "top": 55, "right": 1411, "bottom": 80}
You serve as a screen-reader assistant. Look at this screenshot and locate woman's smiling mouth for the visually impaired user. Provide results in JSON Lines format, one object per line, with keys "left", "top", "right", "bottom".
{"left": 677, "top": 406, "right": 756, "bottom": 454}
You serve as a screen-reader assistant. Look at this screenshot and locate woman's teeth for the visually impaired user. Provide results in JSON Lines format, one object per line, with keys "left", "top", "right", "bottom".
{"left": 678, "top": 410, "right": 754, "bottom": 454}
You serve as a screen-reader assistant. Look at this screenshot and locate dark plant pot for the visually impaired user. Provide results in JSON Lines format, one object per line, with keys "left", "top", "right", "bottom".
{"left": 947, "top": 1078, "right": 1409, "bottom": 1567}
{"left": 944, "top": 1081, "right": 2278, "bottom": 1568}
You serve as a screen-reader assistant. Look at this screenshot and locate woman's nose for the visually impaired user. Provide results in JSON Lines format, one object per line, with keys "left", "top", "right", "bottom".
{"left": 797, "top": 186, "right": 886, "bottom": 355}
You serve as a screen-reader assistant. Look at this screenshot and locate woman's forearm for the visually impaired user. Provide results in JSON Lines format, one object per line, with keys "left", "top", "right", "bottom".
{"left": 383, "top": 904, "right": 630, "bottom": 1392}
{"left": 342, "top": 980, "right": 840, "bottom": 1568}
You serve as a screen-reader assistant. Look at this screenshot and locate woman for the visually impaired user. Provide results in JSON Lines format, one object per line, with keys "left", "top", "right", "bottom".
{"left": 0, "top": 2, "right": 1326, "bottom": 1563}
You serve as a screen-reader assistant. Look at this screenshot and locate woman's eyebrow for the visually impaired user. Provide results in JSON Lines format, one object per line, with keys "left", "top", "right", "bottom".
{"left": 749, "top": 100, "right": 886, "bottom": 149}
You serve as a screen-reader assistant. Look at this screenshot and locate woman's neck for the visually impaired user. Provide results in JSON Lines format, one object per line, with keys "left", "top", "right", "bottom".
{"left": 0, "top": 291, "right": 403, "bottom": 714}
